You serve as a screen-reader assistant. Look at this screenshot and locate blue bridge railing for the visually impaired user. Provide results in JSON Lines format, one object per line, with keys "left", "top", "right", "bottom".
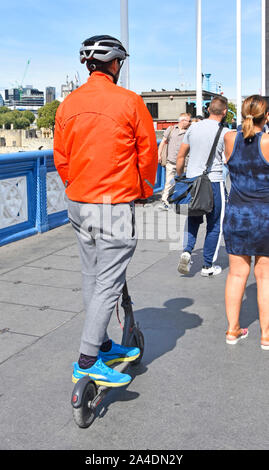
{"left": 0, "top": 147, "right": 165, "bottom": 247}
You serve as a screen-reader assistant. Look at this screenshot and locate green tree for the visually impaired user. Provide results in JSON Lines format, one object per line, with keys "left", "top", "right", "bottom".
{"left": 0, "top": 106, "right": 9, "bottom": 114}
{"left": 14, "top": 117, "right": 31, "bottom": 129}
{"left": 11, "top": 110, "right": 21, "bottom": 119}
{"left": 226, "top": 102, "right": 237, "bottom": 124}
{"left": 22, "top": 110, "right": 35, "bottom": 124}
{"left": 0, "top": 109, "right": 34, "bottom": 129}
{"left": 2, "top": 111, "right": 15, "bottom": 129}
{"left": 37, "top": 100, "right": 60, "bottom": 133}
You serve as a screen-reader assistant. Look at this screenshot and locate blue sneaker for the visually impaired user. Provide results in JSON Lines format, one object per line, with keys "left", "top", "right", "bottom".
{"left": 72, "top": 358, "right": 132, "bottom": 387}
{"left": 98, "top": 340, "right": 140, "bottom": 366}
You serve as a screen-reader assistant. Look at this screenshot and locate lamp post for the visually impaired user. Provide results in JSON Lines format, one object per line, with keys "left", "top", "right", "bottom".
{"left": 262, "top": 0, "right": 266, "bottom": 96}
{"left": 236, "top": 0, "right": 242, "bottom": 126}
{"left": 196, "top": 0, "right": 203, "bottom": 116}
{"left": 120, "top": 0, "right": 129, "bottom": 89}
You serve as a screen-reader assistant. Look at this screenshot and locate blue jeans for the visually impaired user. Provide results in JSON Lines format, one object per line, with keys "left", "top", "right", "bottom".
{"left": 183, "top": 182, "right": 226, "bottom": 267}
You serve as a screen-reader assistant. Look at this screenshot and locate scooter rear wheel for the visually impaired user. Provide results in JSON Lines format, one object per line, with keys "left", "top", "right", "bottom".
{"left": 72, "top": 380, "right": 97, "bottom": 428}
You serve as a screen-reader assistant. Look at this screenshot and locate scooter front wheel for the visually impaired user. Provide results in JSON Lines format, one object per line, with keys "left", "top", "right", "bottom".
{"left": 130, "top": 327, "right": 144, "bottom": 365}
{"left": 72, "top": 377, "right": 97, "bottom": 428}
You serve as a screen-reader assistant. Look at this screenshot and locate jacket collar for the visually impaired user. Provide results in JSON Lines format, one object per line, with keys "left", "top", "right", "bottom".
{"left": 87, "top": 71, "right": 115, "bottom": 84}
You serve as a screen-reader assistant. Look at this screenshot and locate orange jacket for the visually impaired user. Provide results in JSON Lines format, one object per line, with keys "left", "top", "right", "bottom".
{"left": 53, "top": 72, "right": 158, "bottom": 203}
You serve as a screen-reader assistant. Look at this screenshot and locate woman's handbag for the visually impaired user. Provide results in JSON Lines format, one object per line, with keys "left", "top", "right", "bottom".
{"left": 168, "top": 123, "right": 223, "bottom": 216}
{"left": 158, "top": 126, "right": 173, "bottom": 167}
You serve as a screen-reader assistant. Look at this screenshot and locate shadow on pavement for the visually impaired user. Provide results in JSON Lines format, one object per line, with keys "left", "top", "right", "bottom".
{"left": 240, "top": 282, "right": 259, "bottom": 328}
{"left": 133, "top": 297, "right": 203, "bottom": 367}
{"left": 91, "top": 296, "right": 202, "bottom": 423}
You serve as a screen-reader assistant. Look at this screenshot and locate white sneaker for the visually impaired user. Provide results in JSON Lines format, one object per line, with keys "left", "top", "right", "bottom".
{"left": 201, "top": 265, "right": 222, "bottom": 277}
{"left": 177, "top": 252, "right": 192, "bottom": 274}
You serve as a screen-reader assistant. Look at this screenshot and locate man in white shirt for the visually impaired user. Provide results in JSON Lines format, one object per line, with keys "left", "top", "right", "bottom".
{"left": 176, "top": 96, "right": 229, "bottom": 277}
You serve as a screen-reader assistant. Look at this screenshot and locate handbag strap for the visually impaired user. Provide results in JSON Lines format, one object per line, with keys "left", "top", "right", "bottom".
{"left": 204, "top": 123, "right": 224, "bottom": 174}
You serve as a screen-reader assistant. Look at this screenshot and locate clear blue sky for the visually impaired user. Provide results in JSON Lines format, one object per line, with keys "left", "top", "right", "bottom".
{"left": 0, "top": 0, "right": 262, "bottom": 101}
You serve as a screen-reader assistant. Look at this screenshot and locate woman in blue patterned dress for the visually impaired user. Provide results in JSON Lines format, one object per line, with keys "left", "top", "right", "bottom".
{"left": 223, "top": 95, "right": 269, "bottom": 349}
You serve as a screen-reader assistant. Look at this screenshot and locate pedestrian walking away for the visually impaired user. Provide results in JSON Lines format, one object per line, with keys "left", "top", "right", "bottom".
{"left": 223, "top": 95, "right": 269, "bottom": 349}
{"left": 158, "top": 113, "right": 192, "bottom": 210}
{"left": 176, "top": 96, "right": 229, "bottom": 276}
{"left": 54, "top": 34, "right": 158, "bottom": 387}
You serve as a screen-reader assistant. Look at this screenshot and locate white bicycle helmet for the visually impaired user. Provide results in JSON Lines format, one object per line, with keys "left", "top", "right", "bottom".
{"left": 80, "top": 35, "right": 128, "bottom": 64}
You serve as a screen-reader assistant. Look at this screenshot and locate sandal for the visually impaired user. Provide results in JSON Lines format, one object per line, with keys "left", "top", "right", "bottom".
{"left": 226, "top": 328, "right": 248, "bottom": 345}
{"left": 261, "top": 337, "right": 269, "bottom": 350}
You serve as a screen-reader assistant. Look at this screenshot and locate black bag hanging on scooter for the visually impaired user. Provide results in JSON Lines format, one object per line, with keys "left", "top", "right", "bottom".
{"left": 168, "top": 123, "right": 224, "bottom": 216}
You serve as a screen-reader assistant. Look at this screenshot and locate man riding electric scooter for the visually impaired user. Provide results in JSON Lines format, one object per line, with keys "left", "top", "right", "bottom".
{"left": 54, "top": 35, "right": 158, "bottom": 388}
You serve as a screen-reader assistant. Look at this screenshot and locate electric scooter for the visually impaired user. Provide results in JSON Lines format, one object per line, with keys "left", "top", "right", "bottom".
{"left": 71, "top": 281, "right": 144, "bottom": 428}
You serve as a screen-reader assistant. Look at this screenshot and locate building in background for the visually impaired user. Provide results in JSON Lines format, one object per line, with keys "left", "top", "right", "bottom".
{"left": 141, "top": 89, "right": 220, "bottom": 129}
{"left": 46, "top": 87, "right": 56, "bottom": 104}
{"left": 5, "top": 88, "right": 20, "bottom": 105}
{"left": 61, "top": 76, "right": 78, "bottom": 100}
{"left": 0, "top": 93, "right": 4, "bottom": 107}
{"left": 4, "top": 86, "right": 44, "bottom": 114}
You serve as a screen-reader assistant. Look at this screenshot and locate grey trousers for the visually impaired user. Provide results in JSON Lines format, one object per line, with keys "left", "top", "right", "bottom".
{"left": 68, "top": 199, "right": 137, "bottom": 357}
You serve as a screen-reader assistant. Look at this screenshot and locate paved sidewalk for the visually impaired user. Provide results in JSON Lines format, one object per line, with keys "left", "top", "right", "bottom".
{"left": 0, "top": 203, "right": 268, "bottom": 450}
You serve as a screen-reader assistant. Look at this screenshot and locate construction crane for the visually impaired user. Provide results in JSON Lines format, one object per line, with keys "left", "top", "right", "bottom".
{"left": 75, "top": 71, "right": 81, "bottom": 88}
{"left": 17, "top": 59, "right": 31, "bottom": 100}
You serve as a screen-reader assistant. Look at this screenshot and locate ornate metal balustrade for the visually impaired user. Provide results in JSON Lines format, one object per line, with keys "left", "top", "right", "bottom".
{"left": 0, "top": 145, "right": 165, "bottom": 246}
{"left": 0, "top": 150, "right": 68, "bottom": 246}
